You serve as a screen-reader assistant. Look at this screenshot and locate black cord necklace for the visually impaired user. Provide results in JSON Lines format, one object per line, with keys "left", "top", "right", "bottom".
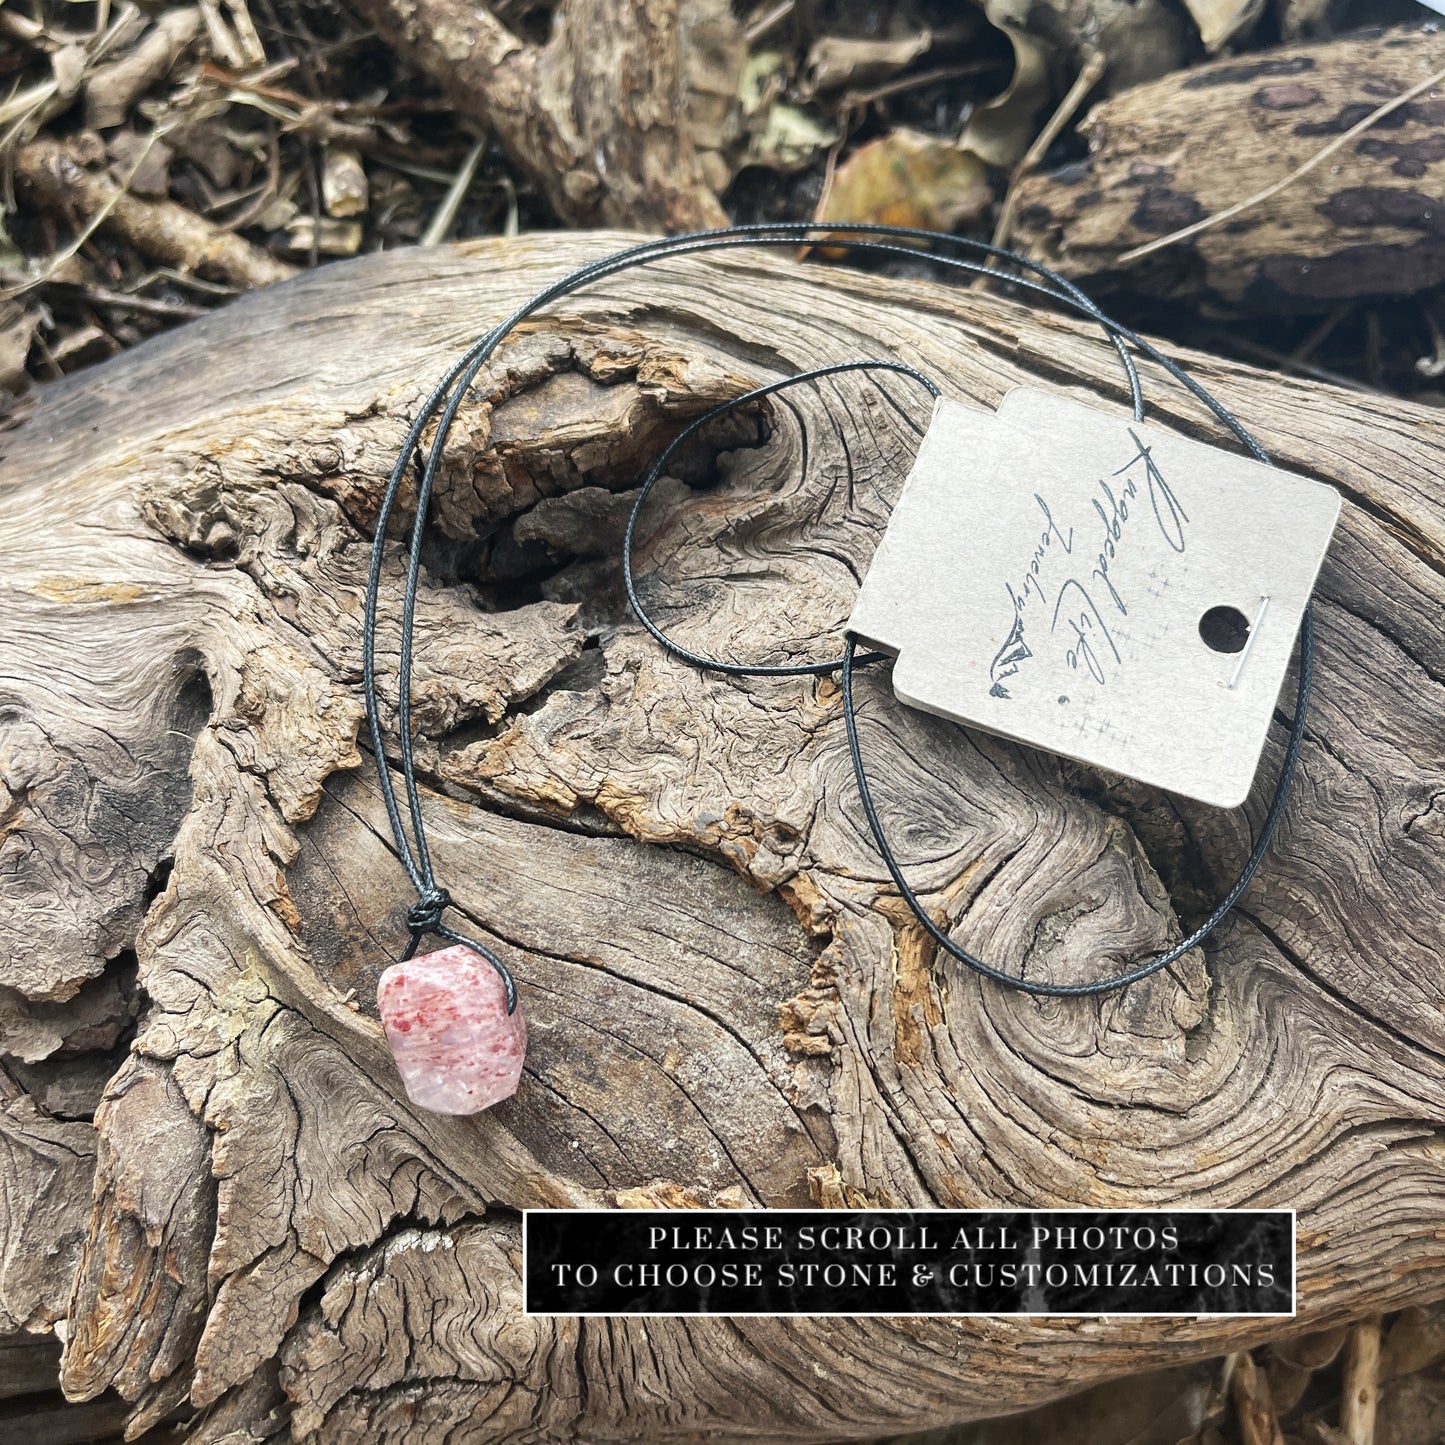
{"left": 361, "top": 223, "right": 1313, "bottom": 1113}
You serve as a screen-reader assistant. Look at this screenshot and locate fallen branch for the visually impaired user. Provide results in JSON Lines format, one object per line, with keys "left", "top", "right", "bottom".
{"left": 344, "top": 0, "right": 733, "bottom": 230}
{"left": 1013, "top": 26, "right": 1445, "bottom": 305}
{"left": 1116, "top": 59, "right": 1445, "bottom": 265}
{"left": 13, "top": 135, "right": 296, "bottom": 293}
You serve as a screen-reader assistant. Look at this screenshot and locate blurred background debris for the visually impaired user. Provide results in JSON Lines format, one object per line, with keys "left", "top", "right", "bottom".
{"left": 870, "top": 1306, "right": 1445, "bottom": 1444}
{"left": 3, "top": 0, "right": 1444, "bottom": 404}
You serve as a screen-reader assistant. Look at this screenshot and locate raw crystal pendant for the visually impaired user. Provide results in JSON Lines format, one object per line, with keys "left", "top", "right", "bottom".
{"left": 377, "top": 945, "right": 526, "bottom": 1114}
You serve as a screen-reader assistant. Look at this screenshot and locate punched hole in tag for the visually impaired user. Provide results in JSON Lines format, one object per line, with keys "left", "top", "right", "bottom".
{"left": 1199, "top": 596, "right": 1273, "bottom": 689}
{"left": 1199, "top": 605, "right": 1252, "bottom": 654}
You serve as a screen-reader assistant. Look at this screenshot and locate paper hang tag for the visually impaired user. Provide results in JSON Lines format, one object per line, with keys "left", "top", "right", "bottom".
{"left": 848, "top": 389, "right": 1342, "bottom": 808}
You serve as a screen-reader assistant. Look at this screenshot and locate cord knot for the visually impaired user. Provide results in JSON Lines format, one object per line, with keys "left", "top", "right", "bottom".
{"left": 406, "top": 887, "right": 451, "bottom": 935}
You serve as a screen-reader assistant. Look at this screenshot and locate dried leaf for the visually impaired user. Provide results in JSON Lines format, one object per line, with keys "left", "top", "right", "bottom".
{"left": 258, "top": 196, "right": 299, "bottom": 231}
{"left": 170, "top": 120, "right": 243, "bottom": 188}
{"left": 50, "top": 44, "right": 90, "bottom": 107}
{"left": 107, "top": 131, "right": 174, "bottom": 199}
{"left": 738, "top": 49, "right": 791, "bottom": 116}
{"left": 960, "top": 23, "right": 1050, "bottom": 168}
{"left": 815, "top": 128, "right": 991, "bottom": 233}
{"left": 1272, "top": 1327, "right": 1349, "bottom": 1373}
{"left": 1280, "top": 0, "right": 1340, "bottom": 40}
{"left": 1383, "top": 1305, "right": 1445, "bottom": 1382}
{"left": 1373, "top": 1366, "right": 1445, "bottom": 1445}
{"left": 748, "top": 103, "right": 837, "bottom": 171}
{"left": 982, "top": 0, "right": 1185, "bottom": 97}
{"left": 1264, "top": 1356, "right": 1314, "bottom": 1416}
{"left": 48, "top": 324, "right": 114, "bottom": 371}
{"left": 1179, "top": 0, "right": 1266, "bottom": 51}
{"left": 1078, "top": 0, "right": 1189, "bottom": 90}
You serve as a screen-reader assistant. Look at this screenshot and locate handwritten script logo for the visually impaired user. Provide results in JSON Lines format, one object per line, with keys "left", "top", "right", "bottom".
{"left": 987, "top": 429, "right": 1188, "bottom": 699}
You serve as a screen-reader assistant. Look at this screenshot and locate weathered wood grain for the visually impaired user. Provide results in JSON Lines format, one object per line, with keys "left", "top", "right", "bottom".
{"left": 0, "top": 1083, "right": 94, "bottom": 1337}
{"left": 1013, "top": 26, "right": 1445, "bottom": 307}
{"left": 0, "top": 233, "right": 1442, "bottom": 1442}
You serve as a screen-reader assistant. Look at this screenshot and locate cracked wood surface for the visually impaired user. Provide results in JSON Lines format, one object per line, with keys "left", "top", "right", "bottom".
{"left": 0, "top": 232, "right": 1442, "bottom": 1442}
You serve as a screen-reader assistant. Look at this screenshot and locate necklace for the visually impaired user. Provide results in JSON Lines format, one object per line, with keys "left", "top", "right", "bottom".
{"left": 361, "top": 223, "right": 1325, "bottom": 1115}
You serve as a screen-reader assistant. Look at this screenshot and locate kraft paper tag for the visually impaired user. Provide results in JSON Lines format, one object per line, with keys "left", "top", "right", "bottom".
{"left": 848, "top": 389, "right": 1341, "bottom": 808}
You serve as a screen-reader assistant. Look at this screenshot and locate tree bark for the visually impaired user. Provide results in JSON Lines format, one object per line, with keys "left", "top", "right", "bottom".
{"left": 1012, "top": 25, "right": 1445, "bottom": 307}
{"left": 345, "top": 0, "right": 736, "bottom": 230}
{"left": 1, "top": 232, "right": 1443, "bottom": 1442}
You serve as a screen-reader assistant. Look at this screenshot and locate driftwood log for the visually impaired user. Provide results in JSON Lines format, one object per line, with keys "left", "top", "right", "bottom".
{"left": 1013, "top": 25, "right": 1445, "bottom": 307}
{"left": 1, "top": 232, "right": 1444, "bottom": 1442}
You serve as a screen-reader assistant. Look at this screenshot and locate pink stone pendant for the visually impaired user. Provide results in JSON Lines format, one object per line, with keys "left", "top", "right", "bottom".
{"left": 377, "top": 945, "right": 526, "bottom": 1114}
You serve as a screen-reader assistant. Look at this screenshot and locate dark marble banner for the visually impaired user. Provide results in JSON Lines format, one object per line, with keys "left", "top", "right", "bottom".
{"left": 523, "top": 1209, "right": 1294, "bottom": 1316}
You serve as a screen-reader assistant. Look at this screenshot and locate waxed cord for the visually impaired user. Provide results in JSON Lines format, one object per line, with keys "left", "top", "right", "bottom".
{"left": 362, "top": 222, "right": 1313, "bottom": 1008}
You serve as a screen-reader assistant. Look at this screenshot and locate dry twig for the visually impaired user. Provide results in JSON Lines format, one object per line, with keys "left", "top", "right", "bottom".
{"left": 13, "top": 136, "right": 296, "bottom": 294}
{"left": 1229, "top": 1350, "right": 1287, "bottom": 1445}
{"left": 421, "top": 135, "right": 485, "bottom": 246}
{"left": 988, "top": 48, "right": 1106, "bottom": 257}
{"left": 85, "top": 8, "right": 201, "bottom": 130}
{"left": 1340, "top": 1316, "right": 1383, "bottom": 1445}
